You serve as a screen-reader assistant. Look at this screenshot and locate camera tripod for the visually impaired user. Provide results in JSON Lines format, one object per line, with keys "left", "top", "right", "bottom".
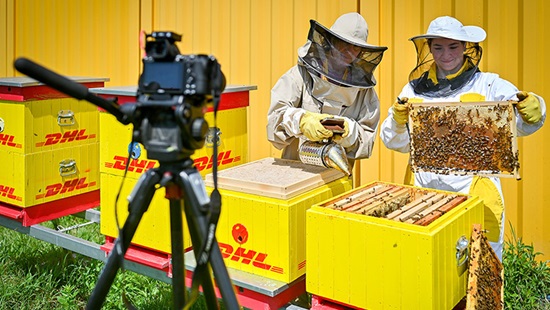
{"left": 86, "top": 158, "right": 239, "bottom": 309}
{"left": 13, "top": 56, "right": 240, "bottom": 310}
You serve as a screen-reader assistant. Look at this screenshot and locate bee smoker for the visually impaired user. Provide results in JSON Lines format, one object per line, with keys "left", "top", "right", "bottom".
{"left": 299, "top": 140, "right": 351, "bottom": 175}
{"left": 299, "top": 117, "right": 352, "bottom": 175}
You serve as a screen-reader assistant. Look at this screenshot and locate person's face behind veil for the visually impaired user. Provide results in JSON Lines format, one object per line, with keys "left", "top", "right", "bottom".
{"left": 429, "top": 38, "right": 466, "bottom": 76}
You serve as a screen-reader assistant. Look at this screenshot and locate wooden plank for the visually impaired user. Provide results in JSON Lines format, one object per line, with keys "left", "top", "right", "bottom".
{"left": 354, "top": 188, "right": 411, "bottom": 216}
{"left": 323, "top": 183, "right": 386, "bottom": 209}
{"left": 386, "top": 192, "right": 438, "bottom": 219}
{"left": 466, "top": 224, "right": 503, "bottom": 309}
{"left": 394, "top": 193, "right": 446, "bottom": 222}
{"left": 343, "top": 186, "right": 401, "bottom": 212}
{"left": 417, "top": 195, "right": 463, "bottom": 217}
{"left": 413, "top": 196, "right": 468, "bottom": 226}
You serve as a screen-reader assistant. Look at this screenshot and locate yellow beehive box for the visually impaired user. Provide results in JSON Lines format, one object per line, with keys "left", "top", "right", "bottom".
{"left": 0, "top": 143, "right": 99, "bottom": 207}
{"left": 204, "top": 157, "right": 354, "bottom": 283}
{"left": 95, "top": 85, "right": 255, "bottom": 254}
{"left": 0, "top": 77, "right": 105, "bottom": 154}
{"left": 306, "top": 181, "right": 484, "bottom": 310}
{"left": 98, "top": 107, "right": 247, "bottom": 178}
{"left": 99, "top": 172, "right": 192, "bottom": 253}
{"left": 92, "top": 85, "right": 251, "bottom": 178}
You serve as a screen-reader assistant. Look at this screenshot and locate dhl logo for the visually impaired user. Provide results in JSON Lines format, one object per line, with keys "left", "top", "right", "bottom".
{"left": 104, "top": 156, "right": 157, "bottom": 174}
{"left": 218, "top": 242, "right": 284, "bottom": 274}
{"left": 194, "top": 150, "right": 241, "bottom": 171}
{"left": 36, "top": 129, "right": 95, "bottom": 147}
{"left": 36, "top": 177, "right": 96, "bottom": 199}
{"left": 0, "top": 134, "right": 22, "bottom": 149}
{"left": 0, "top": 185, "right": 22, "bottom": 202}
{"left": 104, "top": 150, "right": 241, "bottom": 174}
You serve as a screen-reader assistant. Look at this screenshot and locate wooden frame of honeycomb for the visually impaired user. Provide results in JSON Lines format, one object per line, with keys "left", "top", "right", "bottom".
{"left": 408, "top": 101, "right": 520, "bottom": 179}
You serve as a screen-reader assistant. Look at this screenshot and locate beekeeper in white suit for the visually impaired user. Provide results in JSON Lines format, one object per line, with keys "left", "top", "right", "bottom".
{"left": 380, "top": 16, "right": 546, "bottom": 260}
{"left": 267, "top": 12, "right": 387, "bottom": 168}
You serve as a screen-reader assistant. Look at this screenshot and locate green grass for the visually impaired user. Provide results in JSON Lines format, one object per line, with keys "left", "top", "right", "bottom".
{"left": 0, "top": 214, "right": 213, "bottom": 310}
{"left": 2, "top": 215, "right": 550, "bottom": 309}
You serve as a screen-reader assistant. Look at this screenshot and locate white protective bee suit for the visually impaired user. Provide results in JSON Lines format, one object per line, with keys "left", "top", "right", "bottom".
{"left": 267, "top": 13, "right": 387, "bottom": 168}
{"left": 380, "top": 16, "right": 546, "bottom": 260}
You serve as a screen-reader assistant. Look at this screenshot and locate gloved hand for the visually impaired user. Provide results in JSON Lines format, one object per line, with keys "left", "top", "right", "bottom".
{"left": 392, "top": 97, "right": 410, "bottom": 125}
{"left": 299, "top": 111, "right": 334, "bottom": 141}
{"left": 516, "top": 91, "right": 542, "bottom": 124}
{"left": 332, "top": 118, "right": 350, "bottom": 144}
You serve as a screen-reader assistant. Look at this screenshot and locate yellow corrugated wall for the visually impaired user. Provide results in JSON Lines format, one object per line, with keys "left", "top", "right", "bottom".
{"left": 1, "top": 0, "right": 548, "bottom": 259}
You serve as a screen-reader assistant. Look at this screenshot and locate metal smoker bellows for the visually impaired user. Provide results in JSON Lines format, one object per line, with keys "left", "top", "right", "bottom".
{"left": 299, "top": 141, "right": 351, "bottom": 175}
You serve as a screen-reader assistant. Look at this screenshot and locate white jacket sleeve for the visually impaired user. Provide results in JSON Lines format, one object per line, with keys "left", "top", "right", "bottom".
{"left": 379, "top": 106, "right": 411, "bottom": 153}
{"left": 266, "top": 66, "right": 306, "bottom": 150}
{"left": 487, "top": 77, "right": 546, "bottom": 136}
{"left": 379, "top": 86, "right": 413, "bottom": 153}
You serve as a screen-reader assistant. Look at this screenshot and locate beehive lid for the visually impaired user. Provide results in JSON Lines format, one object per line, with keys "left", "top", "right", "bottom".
{"left": 204, "top": 157, "right": 346, "bottom": 199}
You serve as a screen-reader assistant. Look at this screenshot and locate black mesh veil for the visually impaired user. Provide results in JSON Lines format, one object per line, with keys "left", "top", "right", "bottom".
{"left": 299, "top": 20, "right": 387, "bottom": 88}
{"left": 408, "top": 38, "right": 483, "bottom": 97}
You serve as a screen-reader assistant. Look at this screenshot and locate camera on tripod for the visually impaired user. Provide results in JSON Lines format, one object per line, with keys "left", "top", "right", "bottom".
{"left": 14, "top": 31, "right": 238, "bottom": 309}
{"left": 125, "top": 31, "right": 226, "bottom": 163}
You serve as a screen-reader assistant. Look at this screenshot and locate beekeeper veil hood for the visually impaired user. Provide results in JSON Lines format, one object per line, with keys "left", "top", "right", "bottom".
{"left": 408, "top": 16, "right": 486, "bottom": 97}
{"left": 298, "top": 12, "right": 387, "bottom": 88}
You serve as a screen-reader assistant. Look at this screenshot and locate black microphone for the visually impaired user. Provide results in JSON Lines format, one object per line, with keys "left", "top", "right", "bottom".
{"left": 14, "top": 57, "right": 129, "bottom": 124}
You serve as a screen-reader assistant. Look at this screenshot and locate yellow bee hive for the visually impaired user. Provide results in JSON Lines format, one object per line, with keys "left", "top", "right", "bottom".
{"left": 94, "top": 85, "right": 254, "bottom": 254}
{"left": 306, "top": 181, "right": 484, "bottom": 309}
{"left": 205, "top": 157, "right": 353, "bottom": 283}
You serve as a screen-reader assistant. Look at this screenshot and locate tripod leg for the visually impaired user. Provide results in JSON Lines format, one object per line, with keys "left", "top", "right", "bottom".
{"left": 169, "top": 197, "right": 186, "bottom": 309}
{"left": 184, "top": 207, "right": 222, "bottom": 310}
{"left": 86, "top": 169, "right": 161, "bottom": 310}
{"left": 178, "top": 169, "right": 240, "bottom": 310}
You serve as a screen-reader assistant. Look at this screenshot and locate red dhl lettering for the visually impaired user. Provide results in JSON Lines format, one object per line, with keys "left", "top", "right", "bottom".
{"left": 218, "top": 242, "right": 283, "bottom": 274}
{"left": 107, "top": 156, "right": 157, "bottom": 173}
{"left": 0, "top": 185, "right": 22, "bottom": 201}
{"left": 0, "top": 134, "right": 21, "bottom": 148}
{"left": 105, "top": 150, "right": 240, "bottom": 174}
{"left": 38, "top": 177, "right": 93, "bottom": 199}
{"left": 194, "top": 150, "right": 241, "bottom": 171}
{"left": 37, "top": 129, "right": 93, "bottom": 147}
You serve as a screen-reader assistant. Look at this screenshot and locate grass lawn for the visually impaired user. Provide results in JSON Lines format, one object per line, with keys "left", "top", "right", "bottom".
{"left": 0, "top": 214, "right": 216, "bottom": 310}
{"left": 1, "top": 214, "right": 549, "bottom": 309}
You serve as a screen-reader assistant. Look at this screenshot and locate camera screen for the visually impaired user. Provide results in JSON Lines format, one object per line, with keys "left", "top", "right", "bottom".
{"left": 139, "top": 61, "right": 185, "bottom": 93}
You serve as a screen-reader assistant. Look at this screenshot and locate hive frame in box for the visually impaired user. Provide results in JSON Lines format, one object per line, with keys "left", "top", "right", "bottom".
{"left": 408, "top": 101, "right": 520, "bottom": 179}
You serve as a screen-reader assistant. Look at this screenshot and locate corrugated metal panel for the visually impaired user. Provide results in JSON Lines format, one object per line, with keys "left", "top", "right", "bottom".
{"left": 3, "top": 0, "right": 549, "bottom": 259}
{"left": 0, "top": 0, "right": 15, "bottom": 76}
{"left": 13, "top": 0, "right": 140, "bottom": 86}
{"left": 516, "top": 0, "right": 550, "bottom": 257}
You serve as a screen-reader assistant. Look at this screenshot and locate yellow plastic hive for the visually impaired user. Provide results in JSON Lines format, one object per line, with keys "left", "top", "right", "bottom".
{"left": 98, "top": 105, "right": 248, "bottom": 178}
{"left": 97, "top": 85, "right": 253, "bottom": 254}
{"left": 99, "top": 172, "right": 192, "bottom": 253}
{"left": 210, "top": 176, "right": 353, "bottom": 283}
{"left": 0, "top": 99, "right": 99, "bottom": 155}
{"left": 0, "top": 143, "right": 99, "bottom": 207}
{"left": 306, "top": 181, "right": 484, "bottom": 309}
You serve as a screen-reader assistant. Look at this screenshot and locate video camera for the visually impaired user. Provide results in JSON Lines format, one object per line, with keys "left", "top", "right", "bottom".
{"left": 124, "top": 31, "right": 226, "bottom": 162}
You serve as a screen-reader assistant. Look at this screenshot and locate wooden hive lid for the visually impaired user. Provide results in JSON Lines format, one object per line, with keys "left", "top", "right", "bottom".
{"left": 204, "top": 157, "right": 346, "bottom": 199}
